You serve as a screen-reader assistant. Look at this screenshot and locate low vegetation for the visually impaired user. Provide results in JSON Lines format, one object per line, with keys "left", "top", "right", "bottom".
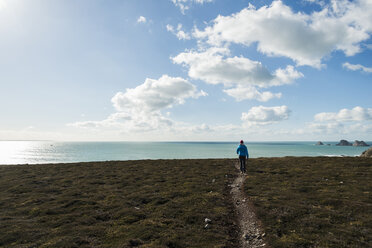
{"left": 0, "top": 159, "right": 238, "bottom": 248}
{"left": 1, "top": 157, "right": 371, "bottom": 247}
{"left": 245, "top": 157, "right": 372, "bottom": 248}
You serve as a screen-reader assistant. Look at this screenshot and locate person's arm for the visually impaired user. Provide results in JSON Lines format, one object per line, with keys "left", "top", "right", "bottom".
{"left": 246, "top": 146, "right": 249, "bottom": 159}
{"left": 236, "top": 147, "right": 239, "bottom": 155}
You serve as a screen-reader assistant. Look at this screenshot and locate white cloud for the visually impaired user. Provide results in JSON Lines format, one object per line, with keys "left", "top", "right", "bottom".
{"left": 366, "top": 44, "right": 372, "bottom": 50}
{"left": 193, "top": 0, "right": 372, "bottom": 68}
{"left": 111, "top": 75, "right": 203, "bottom": 112}
{"left": 223, "top": 86, "right": 282, "bottom": 102}
{"left": 70, "top": 112, "right": 173, "bottom": 132}
{"left": 241, "top": 105, "right": 291, "bottom": 125}
{"left": 307, "top": 122, "right": 344, "bottom": 134}
{"left": 71, "top": 75, "right": 206, "bottom": 132}
{"left": 303, "top": 121, "right": 372, "bottom": 138}
{"left": 304, "top": 0, "right": 325, "bottom": 6}
{"left": 343, "top": 62, "right": 372, "bottom": 73}
{"left": 166, "top": 24, "right": 174, "bottom": 32}
{"left": 172, "top": 47, "right": 303, "bottom": 101}
{"left": 171, "top": 0, "right": 213, "bottom": 14}
{"left": 137, "top": 16, "right": 147, "bottom": 23}
{"left": 166, "top": 24, "right": 191, "bottom": 40}
{"left": 314, "top": 106, "right": 372, "bottom": 122}
{"left": 296, "top": 106, "right": 372, "bottom": 138}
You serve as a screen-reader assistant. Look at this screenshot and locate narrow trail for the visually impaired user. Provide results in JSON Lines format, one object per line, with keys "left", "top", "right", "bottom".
{"left": 230, "top": 162, "right": 267, "bottom": 248}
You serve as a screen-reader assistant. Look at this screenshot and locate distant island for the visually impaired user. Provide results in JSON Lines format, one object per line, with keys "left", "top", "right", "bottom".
{"left": 336, "top": 140, "right": 352, "bottom": 146}
{"left": 352, "top": 140, "right": 369, "bottom": 147}
{"left": 316, "top": 140, "right": 370, "bottom": 146}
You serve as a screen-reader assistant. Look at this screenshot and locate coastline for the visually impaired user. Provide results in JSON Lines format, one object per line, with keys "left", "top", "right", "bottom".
{"left": 1, "top": 141, "right": 370, "bottom": 165}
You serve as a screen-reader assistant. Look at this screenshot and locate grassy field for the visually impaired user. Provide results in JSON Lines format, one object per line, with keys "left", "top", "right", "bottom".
{"left": 0, "top": 159, "right": 238, "bottom": 248}
{"left": 245, "top": 157, "right": 372, "bottom": 248}
{"left": 1, "top": 157, "right": 371, "bottom": 248}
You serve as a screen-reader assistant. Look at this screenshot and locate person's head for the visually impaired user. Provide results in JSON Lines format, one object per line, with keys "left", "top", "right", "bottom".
{"left": 240, "top": 140, "right": 244, "bottom": 144}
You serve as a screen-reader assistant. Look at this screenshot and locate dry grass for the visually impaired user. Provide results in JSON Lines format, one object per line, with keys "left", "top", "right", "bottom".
{"left": 1, "top": 157, "right": 371, "bottom": 247}
{"left": 244, "top": 157, "right": 372, "bottom": 248}
{"left": 0, "top": 159, "right": 238, "bottom": 248}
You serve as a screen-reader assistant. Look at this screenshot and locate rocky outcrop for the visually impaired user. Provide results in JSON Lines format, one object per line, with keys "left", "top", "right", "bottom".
{"left": 353, "top": 140, "right": 369, "bottom": 147}
{"left": 360, "top": 147, "right": 372, "bottom": 157}
{"left": 316, "top": 141, "right": 324, "bottom": 145}
{"left": 336, "top": 140, "right": 352, "bottom": 146}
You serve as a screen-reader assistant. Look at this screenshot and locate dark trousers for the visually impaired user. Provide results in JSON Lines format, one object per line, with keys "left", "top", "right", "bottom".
{"left": 239, "top": 156, "right": 246, "bottom": 173}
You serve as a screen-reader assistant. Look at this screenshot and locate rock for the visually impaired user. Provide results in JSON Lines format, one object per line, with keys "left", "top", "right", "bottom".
{"left": 243, "top": 233, "right": 256, "bottom": 241}
{"left": 360, "top": 147, "right": 372, "bottom": 157}
{"left": 128, "top": 239, "right": 142, "bottom": 246}
{"left": 204, "top": 218, "right": 211, "bottom": 223}
{"left": 316, "top": 141, "right": 324, "bottom": 145}
{"left": 353, "top": 140, "right": 369, "bottom": 147}
{"left": 336, "top": 140, "right": 352, "bottom": 146}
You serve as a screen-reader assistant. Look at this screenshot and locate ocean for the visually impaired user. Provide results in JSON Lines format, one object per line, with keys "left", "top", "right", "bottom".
{"left": 0, "top": 141, "right": 370, "bottom": 165}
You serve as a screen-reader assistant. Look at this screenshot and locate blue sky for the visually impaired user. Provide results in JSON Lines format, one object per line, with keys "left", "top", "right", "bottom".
{"left": 0, "top": 0, "right": 371, "bottom": 141}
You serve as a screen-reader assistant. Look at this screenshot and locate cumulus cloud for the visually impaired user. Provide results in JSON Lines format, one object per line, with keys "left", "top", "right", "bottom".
{"left": 193, "top": 0, "right": 372, "bottom": 68}
{"left": 223, "top": 86, "right": 282, "bottom": 102}
{"left": 342, "top": 62, "right": 372, "bottom": 73}
{"left": 137, "top": 16, "right": 147, "bottom": 23}
{"left": 241, "top": 105, "right": 291, "bottom": 125}
{"left": 171, "top": 0, "right": 213, "bottom": 14}
{"left": 112, "top": 75, "right": 205, "bottom": 112}
{"left": 172, "top": 47, "right": 303, "bottom": 101}
{"left": 166, "top": 24, "right": 191, "bottom": 40}
{"left": 296, "top": 106, "right": 372, "bottom": 138}
{"left": 70, "top": 112, "right": 173, "bottom": 132}
{"left": 314, "top": 106, "right": 372, "bottom": 122}
{"left": 71, "top": 75, "right": 206, "bottom": 132}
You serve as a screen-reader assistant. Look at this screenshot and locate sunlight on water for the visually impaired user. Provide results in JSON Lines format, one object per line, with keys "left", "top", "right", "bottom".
{"left": 0, "top": 141, "right": 62, "bottom": 164}
{"left": 0, "top": 141, "right": 34, "bottom": 164}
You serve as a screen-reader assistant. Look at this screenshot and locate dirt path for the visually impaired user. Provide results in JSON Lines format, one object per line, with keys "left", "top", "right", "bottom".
{"left": 230, "top": 162, "right": 267, "bottom": 248}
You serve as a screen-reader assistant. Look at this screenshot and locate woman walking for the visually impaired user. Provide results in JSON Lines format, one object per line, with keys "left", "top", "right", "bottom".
{"left": 236, "top": 140, "right": 249, "bottom": 174}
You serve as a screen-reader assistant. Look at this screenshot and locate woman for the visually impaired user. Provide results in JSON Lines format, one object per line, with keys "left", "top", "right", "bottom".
{"left": 236, "top": 140, "right": 249, "bottom": 174}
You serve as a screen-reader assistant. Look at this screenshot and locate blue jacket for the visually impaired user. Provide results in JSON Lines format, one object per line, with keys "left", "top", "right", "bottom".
{"left": 237, "top": 144, "right": 249, "bottom": 158}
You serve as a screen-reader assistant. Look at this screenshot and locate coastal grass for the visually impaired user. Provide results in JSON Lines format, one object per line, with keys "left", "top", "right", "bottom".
{"left": 245, "top": 157, "right": 372, "bottom": 248}
{"left": 2, "top": 157, "right": 371, "bottom": 248}
{"left": 0, "top": 159, "right": 239, "bottom": 248}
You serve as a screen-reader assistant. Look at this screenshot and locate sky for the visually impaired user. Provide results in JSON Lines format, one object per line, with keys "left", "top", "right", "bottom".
{"left": 0, "top": 0, "right": 371, "bottom": 141}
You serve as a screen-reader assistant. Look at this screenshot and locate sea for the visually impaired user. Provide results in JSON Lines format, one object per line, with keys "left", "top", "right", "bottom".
{"left": 0, "top": 141, "right": 370, "bottom": 165}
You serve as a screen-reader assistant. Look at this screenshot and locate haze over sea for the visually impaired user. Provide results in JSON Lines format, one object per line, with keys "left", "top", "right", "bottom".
{"left": 0, "top": 141, "right": 370, "bottom": 165}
